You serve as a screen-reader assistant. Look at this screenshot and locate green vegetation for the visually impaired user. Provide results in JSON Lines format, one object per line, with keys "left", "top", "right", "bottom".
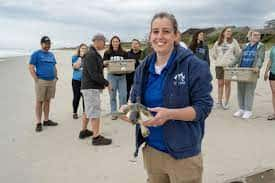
{"left": 205, "top": 32, "right": 273, "bottom": 49}
{"left": 121, "top": 42, "right": 147, "bottom": 51}
{"left": 182, "top": 27, "right": 275, "bottom": 49}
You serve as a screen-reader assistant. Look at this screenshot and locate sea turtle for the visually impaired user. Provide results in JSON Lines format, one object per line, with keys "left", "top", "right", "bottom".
{"left": 113, "top": 103, "right": 153, "bottom": 138}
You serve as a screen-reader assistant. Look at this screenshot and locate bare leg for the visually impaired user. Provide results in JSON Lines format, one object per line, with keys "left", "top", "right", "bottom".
{"left": 43, "top": 100, "right": 50, "bottom": 121}
{"left": 270, "top": 81, "right": 275, "bottom": 114}
{"left": 90, "top": 117, "right": 111, "bottom": 145}
{"left": 81, "top": 112, "right": 89, "bottom": 131}
{"left": 224, "top": 80, "right": 231, "bottom": 104}
{"left": 91, "top": 118, "right": 100, "bottom": 137}
{"left": 217, "top": 79, "right": 225, "bottom": 103}
{"left": 35, "top": 101, "right": 43, "bottom": 124}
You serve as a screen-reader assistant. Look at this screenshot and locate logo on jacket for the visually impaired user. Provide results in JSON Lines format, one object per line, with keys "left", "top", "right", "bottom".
{"left": 173, "top": 72, "right": 186, "bottom": 86}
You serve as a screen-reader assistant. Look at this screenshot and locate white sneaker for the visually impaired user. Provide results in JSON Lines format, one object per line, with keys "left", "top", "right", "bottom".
{"left": 242, "top": 111, "right": 253, "bottom": 119}
{"left": 233, "top": 109, "right": 244, "bottom": 117}
{"left": 222, "top": 102, "right": 230, "bottom": 110}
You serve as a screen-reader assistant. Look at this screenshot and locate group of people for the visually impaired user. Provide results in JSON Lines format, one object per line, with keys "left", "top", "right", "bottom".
{"left": 212, "top": 27, "right": 268, "bottom": 120}
{"left": 28, "top": 11, "right": 275, "bottom": 183}
{"left": 70, "top": 35, "right": 144, "bottom": 145}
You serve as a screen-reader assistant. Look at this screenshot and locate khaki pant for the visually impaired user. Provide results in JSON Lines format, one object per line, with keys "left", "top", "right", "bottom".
{"left": 142, "top": 145, "right": 203, "bottom": 183}
{"left": 35, "top": 79, "right": 57, "bottom": 102}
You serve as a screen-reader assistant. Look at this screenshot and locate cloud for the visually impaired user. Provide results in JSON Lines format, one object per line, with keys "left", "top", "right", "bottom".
{"left": 0, "top": 0, "right": 274, "bottom": 49}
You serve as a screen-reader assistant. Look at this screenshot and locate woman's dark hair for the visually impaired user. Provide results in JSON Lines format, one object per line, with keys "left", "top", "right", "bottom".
{"left": 218, "top": 27, "right": 233, "bottom": 46}
{"left": 76, "top": 43, "right": 88, "bottom": 57}
{"left": 108, "top": 35, "right": 124, "bottom": 52}
{"left": 150, "top": 12, "right": 178, "bottom": 34}
{"left": 132, "top": 39, "right": 141, "bottom": 45}
{"left": 189, "top": 30, "right": 204, "bottom": 52}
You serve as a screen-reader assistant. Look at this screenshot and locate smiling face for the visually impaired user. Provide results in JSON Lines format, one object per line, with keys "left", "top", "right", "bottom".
{"left": 41, "top": 42, "right": 51, "bottom": 51}
{"left": 150, "top": 17, "right": 177, "bottom": 56}
{"left": 251, "top": 31, "right": 261, "bottom": 43}
{"left": 79, "top": 45, "right": 88, "bottom": 56}
{"left": 111, "top": 37, "right": 120, "bottom": 51}
{"left": 223, "top": 28, "right": 232, "bottom": 39}
{"left": 131, "top": 40, "right": 141, "bottom": 52}
{"left": 197, "top": 32, "right": 204, "bottom": 42}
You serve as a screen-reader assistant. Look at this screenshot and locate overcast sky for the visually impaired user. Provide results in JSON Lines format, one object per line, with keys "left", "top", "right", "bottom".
{"left": 0, "top": 0, "right": 275, "bottom": 49}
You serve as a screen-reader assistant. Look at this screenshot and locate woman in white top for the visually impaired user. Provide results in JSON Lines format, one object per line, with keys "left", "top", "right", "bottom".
{"left": 212, "top": 27, "right": 241, "bottom": 109}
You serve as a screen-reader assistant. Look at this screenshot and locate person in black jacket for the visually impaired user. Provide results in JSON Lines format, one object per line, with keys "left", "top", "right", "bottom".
{"left": 126, "top": 39, "right": 142, "bottom": 100}
{"left": 103, "top": 36, "right": 128, "bottom": 120}
{"left": 80, "top": 33, "right": 112, "bottom": 146}
{"left": 189, "top": 30, "right": 210, "bottom": 66}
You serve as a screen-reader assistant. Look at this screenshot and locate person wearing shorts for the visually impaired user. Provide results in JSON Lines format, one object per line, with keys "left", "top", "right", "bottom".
{"left": 212, "top": 27, "right": 241, "bottom": 110}
{"left": 264, "top": 45, "right": 275, "bottom": 120}
{"left": 81, "top": 33, "right": 112, "bottom": 146}
{"left": 29, "top": 36, "right": 58, "bottom": 132}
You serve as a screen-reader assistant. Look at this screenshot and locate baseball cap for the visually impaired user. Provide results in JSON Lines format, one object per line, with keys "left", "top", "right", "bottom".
{"left": 92, "top": 33, "right": 106, "bottom": 42}
{"left": 40, "top": 36, "right": 51, "bottom": 44}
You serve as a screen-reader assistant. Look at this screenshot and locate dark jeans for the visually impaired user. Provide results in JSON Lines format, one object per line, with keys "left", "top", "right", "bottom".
{"left": 72, "top": 79, "right": 85, "bottom": 113}
{"left": 126, "top": 73, "right": 134, "bottom": 101}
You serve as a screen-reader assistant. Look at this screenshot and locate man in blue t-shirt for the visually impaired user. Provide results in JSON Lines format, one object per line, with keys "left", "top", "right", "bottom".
{"left": 28, "top": 36, "right": 58, "bottom": 132}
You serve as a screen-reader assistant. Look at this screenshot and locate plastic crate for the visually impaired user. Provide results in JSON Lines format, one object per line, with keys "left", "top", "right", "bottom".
{"left": 224, "top": 67, "right": 259, "bottom": 82}
{"left": 104, "top": 59, "right": 135, "bottom": 74}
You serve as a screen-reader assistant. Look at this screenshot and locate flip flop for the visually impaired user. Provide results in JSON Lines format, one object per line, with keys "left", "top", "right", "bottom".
{"left": 267, "top": 114, "right": 275, "bottom": 120}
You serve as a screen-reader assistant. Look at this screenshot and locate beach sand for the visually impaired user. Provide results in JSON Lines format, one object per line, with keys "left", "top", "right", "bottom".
{"left": 0, "top": 50, "right": 275, "bottom": 183}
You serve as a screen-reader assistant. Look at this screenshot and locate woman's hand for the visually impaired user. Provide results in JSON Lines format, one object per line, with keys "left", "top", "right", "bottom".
{"left": 143, "top": 107, "right": 171, "bottom": 127}
{"left": 107, "top": 83, "right": 112, "bottom": 92}
{"left": 103, "top": 60, "right": 109, "bottom": 67}
{"left": 252, "top": 67, "right": 259, "bottom": 73}
{"left": 73, "top": 59, "right": 81, "bottom": 69}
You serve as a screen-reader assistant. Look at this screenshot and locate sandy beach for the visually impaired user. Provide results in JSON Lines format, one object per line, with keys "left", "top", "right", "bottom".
{"left": 1, "top": 50, "right": 275, "bottom": 183}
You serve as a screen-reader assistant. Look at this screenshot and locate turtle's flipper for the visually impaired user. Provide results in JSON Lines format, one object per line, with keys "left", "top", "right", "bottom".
{"left": 140, "top": 124, "right": 150, "bottom": 138}
{"left": 111, "top": 111, "right": 126, "bottom": 117}
{"left": 138, "top": 115, "right": 150, "bottom": 138}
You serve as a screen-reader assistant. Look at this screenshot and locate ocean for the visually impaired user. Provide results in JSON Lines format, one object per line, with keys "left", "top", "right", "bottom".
{"left": 0, "top": 48, "right": 33, "bottom": 61}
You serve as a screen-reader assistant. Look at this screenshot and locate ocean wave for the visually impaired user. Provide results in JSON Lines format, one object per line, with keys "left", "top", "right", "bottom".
{"left": 0, "top": 49, "right": 32, "bottom": 59}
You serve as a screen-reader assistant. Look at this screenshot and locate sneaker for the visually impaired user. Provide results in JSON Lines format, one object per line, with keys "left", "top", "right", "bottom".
{"left": 233, "top": 109, "right": 244, "bottom": 117}
{"left": 79, "top": 129, "right": 93, "bottom": 139}
{"left": 35, "top": 123, "right": 43, "bottom": 132}
{"left": 73, "top": 113, "right": 78, "bottom": 119}
{"left": 111, "top": 115, "right": 118, "bottom": 120}
{"left": 267, "top": 114, "right": 275, "bottom": 120}
{"left": 222, "top": 102, "right": 230, "bottom": 110}
{"left": 43, "top": 120, "right": 58, "bottom": 126}
{"left": 92, "top": 135, "right": 112, "bottom": 146}
{"left": 242, "top": 111, "right": 253, "bottom": 119}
